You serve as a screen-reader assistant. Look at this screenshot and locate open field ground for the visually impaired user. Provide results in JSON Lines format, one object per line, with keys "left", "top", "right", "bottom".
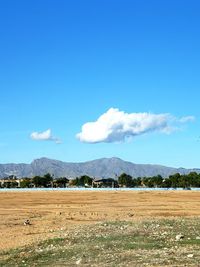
{"left": 1, "top": 190, "right": 200, "bottom": 266}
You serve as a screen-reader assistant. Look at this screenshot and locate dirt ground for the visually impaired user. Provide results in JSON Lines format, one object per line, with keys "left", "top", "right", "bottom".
{"left": 0, "top": 190, "right": 200, "bottom": 251}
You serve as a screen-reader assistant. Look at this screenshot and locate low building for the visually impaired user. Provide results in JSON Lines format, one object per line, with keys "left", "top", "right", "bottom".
{"left": 92, "top": 178, "right": 119, "bottom": 188}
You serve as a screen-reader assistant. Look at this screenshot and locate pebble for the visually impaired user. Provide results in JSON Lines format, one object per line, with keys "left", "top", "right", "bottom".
{"left": 24, "top": 219, "right": 31, "bottom": 226}
{"left": 161, "top": 232, "right": 168, "bottom": 236}
{"left": 76, "top": 258, "right": 82, "bottom": 265}
{"left": 187, "top": 254, "right": 194, "bottom": 258}
{"left": 175, "top": 234, "right": 184, "bottom": 241}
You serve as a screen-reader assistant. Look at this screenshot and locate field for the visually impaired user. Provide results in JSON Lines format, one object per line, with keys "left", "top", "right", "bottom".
{"left": 1, "top": 190, "right": 200, "bottom": 266}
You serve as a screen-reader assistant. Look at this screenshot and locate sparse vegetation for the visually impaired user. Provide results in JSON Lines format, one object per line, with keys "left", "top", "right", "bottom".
{"left": 1, "top": 218, "right": 200, "bottom": 266}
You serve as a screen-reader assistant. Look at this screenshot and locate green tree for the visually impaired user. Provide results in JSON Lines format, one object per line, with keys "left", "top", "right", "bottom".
{"left": 169, "top": 173, "right": 181, "bottom": 188}
{"left": 79, "top": 175, "right": 93, "bottom": 186}
{"left": 151, "top": 175, "right": 163, "bottom": 187}
{"left": 20, "top": 178, "right": 32, "bottom": 188}
{"left": 43, "top": 173, "right": 53, "bottom": 186}
{"left": 70, "top": 177, "right": 79, "bottom": 186}
{"left": 55, "top": 177, "right": 69, "bottom": 188}
{"left": 161, "top": 178, "right": 172, "bottom": 188}
{"left": 135, "top": 177, "right": 142, "bottom": 187}
{"left": 32, "top": 176, "right": 43, "bottom": 187}
{"left": 3, "top": 181, "right": 18, "bottom": 188}
{"left": 118, "top": 173, "right": 133, "bottom": 187}
{"left": 32, "top": 173, "right": 53, "bottom": 187}
{"left": 187, "top": 172, "right": 200, "bottom": 187}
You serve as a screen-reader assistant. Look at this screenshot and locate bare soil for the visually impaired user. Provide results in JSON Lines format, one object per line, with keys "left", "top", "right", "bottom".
{"left": 0, "top": 190, "right": 200, "bottom": 251}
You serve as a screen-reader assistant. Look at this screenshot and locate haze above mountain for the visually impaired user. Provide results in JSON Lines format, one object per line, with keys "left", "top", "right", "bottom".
{"left": 0, "top": 157, "right": 199, "bottom": 179}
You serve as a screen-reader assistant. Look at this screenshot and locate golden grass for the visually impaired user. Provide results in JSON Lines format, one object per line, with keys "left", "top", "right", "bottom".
{"left": 0, "top": 190, "right": 200, "bottom": 250}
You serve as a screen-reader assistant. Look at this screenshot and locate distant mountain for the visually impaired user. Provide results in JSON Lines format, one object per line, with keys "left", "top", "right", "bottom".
{"left": 0, "top": 157, "right": 199, "bottom": 179}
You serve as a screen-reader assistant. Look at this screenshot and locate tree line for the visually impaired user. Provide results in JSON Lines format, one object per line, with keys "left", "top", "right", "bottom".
{"left": 1, "top": 172, "right": 200, "bottom": 189}
{"left": 118, "top": 172, "right": 200, "bottom": 188}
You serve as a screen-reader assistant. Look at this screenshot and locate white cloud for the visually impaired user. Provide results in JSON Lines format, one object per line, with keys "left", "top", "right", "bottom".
{"left": 30, "top": 129, "right": 61, "bottom": 144}
{"left": 179, "top": 116, "right": 195, "bottom": 123}
{"left": 76, "top": 108, "right": 194, "bottom": 144}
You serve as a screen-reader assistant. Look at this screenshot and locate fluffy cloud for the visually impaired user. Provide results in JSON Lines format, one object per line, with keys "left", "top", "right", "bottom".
{"left": 30, "top": 129, "right": 61, "bottom": 144}
{"left": 76, "top": 108, "right": 194, "bottom": 143}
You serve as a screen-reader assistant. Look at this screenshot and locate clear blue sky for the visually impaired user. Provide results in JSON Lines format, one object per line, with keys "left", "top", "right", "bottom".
{"left": 0, "top": 0, "right": 200, "bottom": 168}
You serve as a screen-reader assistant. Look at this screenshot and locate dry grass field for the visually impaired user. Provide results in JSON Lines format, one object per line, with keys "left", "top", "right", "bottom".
{"left": 0, "top": 191, "right": 200, "bottom": 267}
{"left": 0, "top": 190, "right": 200, "bottom": 251}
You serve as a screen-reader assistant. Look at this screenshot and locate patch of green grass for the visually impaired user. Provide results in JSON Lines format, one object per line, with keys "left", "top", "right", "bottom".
{"left": 181, "top": 238, "right": 200, "bottom": 245}
{"left": 1, "top": 218, "right": 200, "bottom": 266}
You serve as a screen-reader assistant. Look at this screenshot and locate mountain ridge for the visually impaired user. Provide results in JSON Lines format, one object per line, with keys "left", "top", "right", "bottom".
{"left": 0, "top": 157, "right": 199, "bottom": 179}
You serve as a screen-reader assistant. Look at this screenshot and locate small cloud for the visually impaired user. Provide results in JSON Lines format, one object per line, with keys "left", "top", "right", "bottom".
{"left": 179, "top": 116, "right": 195, "bottom": 123}
{"left": 76, "top": 108, "right": 194, "bottom": 144}
{"left": 55, "top": 139, "right": 62, "bottom": 144}
{"left": 30, "top": 129, "right": 61, "bottom": 144}
{"left": 31, "top": 129, "right": 51, "bottom": 141}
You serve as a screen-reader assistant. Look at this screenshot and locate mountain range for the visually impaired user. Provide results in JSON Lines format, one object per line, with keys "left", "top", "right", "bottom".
{"left": 0, "top": 157, "right": 200, "bottom": 179}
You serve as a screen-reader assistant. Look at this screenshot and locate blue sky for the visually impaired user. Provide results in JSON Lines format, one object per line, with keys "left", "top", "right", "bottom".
{"left": 0, "top": 0, "right": 200, "bottom": 168}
